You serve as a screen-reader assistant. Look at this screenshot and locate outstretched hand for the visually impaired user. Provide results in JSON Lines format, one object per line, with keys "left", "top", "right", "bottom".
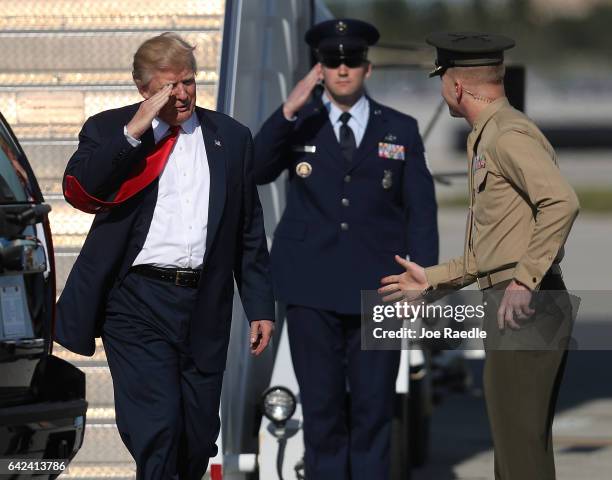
{"left": 378, "top": 255, "right": 429, "bottom": 303}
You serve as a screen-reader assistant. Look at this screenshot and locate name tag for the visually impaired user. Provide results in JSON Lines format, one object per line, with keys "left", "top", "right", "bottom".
{"left": 292, "top": 145, "right": 317, "bottom": 153}
{"left": 378, "top": 142, "right": 405, "bottom": 161}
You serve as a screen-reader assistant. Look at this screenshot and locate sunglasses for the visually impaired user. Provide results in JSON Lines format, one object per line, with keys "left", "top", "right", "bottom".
{"left": 320, "top": 56, "right": 366, "bottom": 69}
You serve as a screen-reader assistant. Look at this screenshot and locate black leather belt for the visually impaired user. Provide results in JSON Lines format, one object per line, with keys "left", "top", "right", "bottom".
{"left": 130, "top": 265, "right": 201, "bottom": 288}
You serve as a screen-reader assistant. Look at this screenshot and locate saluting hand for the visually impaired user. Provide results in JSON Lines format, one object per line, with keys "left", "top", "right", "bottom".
{"left": 126, "top": 83, "right": 174, "bottom": 140}
{"left": 282, "top": 64, "right": 323, "bottom": 120}
{"left": 250, "top": 319, "right": 275, "bottom": 356}
{"left": 379, "top": 255, "right": 429, "bottom": 303}
{"left": 497, "top": 280, "right": 534, "bottom": 330}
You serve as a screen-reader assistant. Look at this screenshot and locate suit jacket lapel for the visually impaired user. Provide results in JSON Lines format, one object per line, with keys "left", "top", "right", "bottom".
{"left": 347, "top": 99, "right": 388, "bottom": 172}
{"left": 197, "top": 108, "right": 227, "bottom": 265}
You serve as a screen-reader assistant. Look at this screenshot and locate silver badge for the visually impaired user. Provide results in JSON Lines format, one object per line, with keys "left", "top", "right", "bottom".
{"left": 384, "top": 133, "right": 397, "bottom": 142}
{"left": 382, "top": 170, "right": 393, "bottom": 189}
{"left": 296, "top": 162, "right": 313, "bottom": 178}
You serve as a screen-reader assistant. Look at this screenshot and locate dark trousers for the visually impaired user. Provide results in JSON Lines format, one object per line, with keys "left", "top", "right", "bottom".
{"left": 102, "top": 271, "right": 223, "bottom": 480}
{"left": 286, "top": 305, "right": 400, "bottom": 480}
{"left": 483, "top": 274, "right": 571, "bottom": 480}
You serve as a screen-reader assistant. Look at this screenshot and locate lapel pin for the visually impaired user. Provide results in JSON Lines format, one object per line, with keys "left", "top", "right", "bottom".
{"left": 214, "top": 139, "right": 222, "bottom": 147}
{"left": 374, "top": 109, "right": 382, "bottom": 115}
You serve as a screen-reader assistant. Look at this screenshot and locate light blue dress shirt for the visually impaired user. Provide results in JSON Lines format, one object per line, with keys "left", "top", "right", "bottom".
{"left": 322, "top": 92, "right": 370, "bottom": 148}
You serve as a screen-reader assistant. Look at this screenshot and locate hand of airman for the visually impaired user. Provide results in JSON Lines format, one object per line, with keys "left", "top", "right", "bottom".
{"left": 282, "top": 64, "right": 323, "bottom": 120}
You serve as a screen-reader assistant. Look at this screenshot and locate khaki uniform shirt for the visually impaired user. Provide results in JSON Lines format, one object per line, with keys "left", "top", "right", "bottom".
{"left": 425, "top": 97, "right": 579, "bottom": 290}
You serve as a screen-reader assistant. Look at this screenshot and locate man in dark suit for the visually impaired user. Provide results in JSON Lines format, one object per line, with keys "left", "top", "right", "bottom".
{"left": 253, "top": 19, "right": 438, "bottom": 480}
{"left": 55, "top": 32, "right": 275, "bottom": 479}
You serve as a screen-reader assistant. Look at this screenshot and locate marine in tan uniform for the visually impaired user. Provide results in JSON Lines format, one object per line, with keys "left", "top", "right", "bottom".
{"left": 379, "top": 32, "right": 580, "bottom": 479}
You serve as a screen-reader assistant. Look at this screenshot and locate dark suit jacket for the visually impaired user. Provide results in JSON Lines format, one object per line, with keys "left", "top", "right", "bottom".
{"left": 253, "top": 97, "right": 438, "bottom": 314}
{"left": 55, "top": 104, "right": 275, "bottom": 372}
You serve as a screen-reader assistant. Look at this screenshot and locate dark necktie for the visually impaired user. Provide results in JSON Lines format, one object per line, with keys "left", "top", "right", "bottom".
{"left": 64, "top": 125, "right": 181, "bottom": 214}
{"left": 339, "top": 111, "right": 356, "bottom": 163}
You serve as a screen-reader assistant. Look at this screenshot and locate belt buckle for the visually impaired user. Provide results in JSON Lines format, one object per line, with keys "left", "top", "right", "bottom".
{"left": 175, "top": 269, "right": 193, "bottom": 287}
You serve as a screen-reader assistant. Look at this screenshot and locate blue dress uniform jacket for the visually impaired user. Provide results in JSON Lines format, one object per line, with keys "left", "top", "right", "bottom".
{"left": 254, "top": 97, "right": 439, "bottom": 314}
{"left": 55, "top": 104, "right": 275, "bottom": 373}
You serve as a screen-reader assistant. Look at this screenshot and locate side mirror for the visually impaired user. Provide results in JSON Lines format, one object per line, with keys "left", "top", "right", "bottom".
{"left": 0, "top": 238, "right": 47, "bottom": 274}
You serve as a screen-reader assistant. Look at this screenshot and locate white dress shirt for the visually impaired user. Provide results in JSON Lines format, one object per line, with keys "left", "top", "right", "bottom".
{"left": 130, "top": 113, "right": 210, "bottom": 269}
{"left": 322, "top": 92, "right": 370, "bottom": 147}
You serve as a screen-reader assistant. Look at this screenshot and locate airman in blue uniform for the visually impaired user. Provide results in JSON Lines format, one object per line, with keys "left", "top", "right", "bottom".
{"left": 253, "top": 19, "right": 439, "bottom": 479}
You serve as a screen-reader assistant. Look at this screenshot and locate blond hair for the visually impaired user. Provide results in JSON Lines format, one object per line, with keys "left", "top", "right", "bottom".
{"left": 132, "top": 32, "right": 197, "bottom": 86}
{"left": 448, "top": 64, "right": 506, "bottom": 86}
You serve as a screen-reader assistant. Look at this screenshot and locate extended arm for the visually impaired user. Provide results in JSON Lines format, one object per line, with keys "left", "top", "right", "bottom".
{"left": 252, "top": 107, "right": 298, "bottom": 184}
{"left": 253, "top": 65, "right": 323, "bottom": 184}
{"left": 64, "top": 116, "right": 143, "bottom": 200}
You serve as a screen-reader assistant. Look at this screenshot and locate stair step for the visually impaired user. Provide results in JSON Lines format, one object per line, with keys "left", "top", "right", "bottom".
{"left": 82, "top": 366, "right": 115, "bottom": 407}
{"left": 87, "top": 407, "right": 117, "bottom": 423}
{"left": 73, "top": 424, "right": 133, "bottom": 463}
{"left": 55, "top": 250, "right": 80, "bottom": 295}
{"left": 48, "top": 197, "right": 93, "bottom": 248}
{"left": 23, "top": 142, "right": 75, "bottom": 192}
{"left": 0, "top": 71, "right": 217, "bottom": 88}
{"left": 0, "top": 0, "right": 223, "bottom": 33}
{"left": 59, "top": 462, "right": 136, "bottom": 480}
{"left": 54, "top": 338, "right": 107, "bottom": 364}
{"left": 0, "top": 32, "right": 219, "bottom": 73}
{"left": 24, "top": 142, "right": 74, "bottom": 196}
{"left": 0, "top": 87, "right": 216, "bottom": 134}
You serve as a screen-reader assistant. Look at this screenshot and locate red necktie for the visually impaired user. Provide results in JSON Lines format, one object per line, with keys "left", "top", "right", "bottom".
{"left": 64, "top": 125, "right": 181, "bottom": 214}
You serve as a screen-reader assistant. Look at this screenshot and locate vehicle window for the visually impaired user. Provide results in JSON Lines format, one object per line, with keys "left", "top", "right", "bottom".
{"left": 0, "top": 124, "right": 29, "bottom": 202}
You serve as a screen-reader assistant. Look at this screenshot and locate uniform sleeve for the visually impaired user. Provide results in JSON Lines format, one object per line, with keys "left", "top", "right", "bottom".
{"left": 495, "top": 130, "right": 580, "bottom": 289}
{"left": 403, "top": 127, "right": 439, "bottom": 267}
{"left": 425, "top": 250, "right": 477, "bottom": 290}
{"left": 253, "top": 105, "right": 297, "bottom": 185}
{"left": 234, "top": 127, "right": 276, "bottom": 321}
{"left": 64, "top": 115, "right": 142, "bottom": 200}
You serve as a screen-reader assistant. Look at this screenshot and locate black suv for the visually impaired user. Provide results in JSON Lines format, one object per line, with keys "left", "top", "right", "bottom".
{"left": 0, "top": 112, "right": 87, "bottom": 477}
